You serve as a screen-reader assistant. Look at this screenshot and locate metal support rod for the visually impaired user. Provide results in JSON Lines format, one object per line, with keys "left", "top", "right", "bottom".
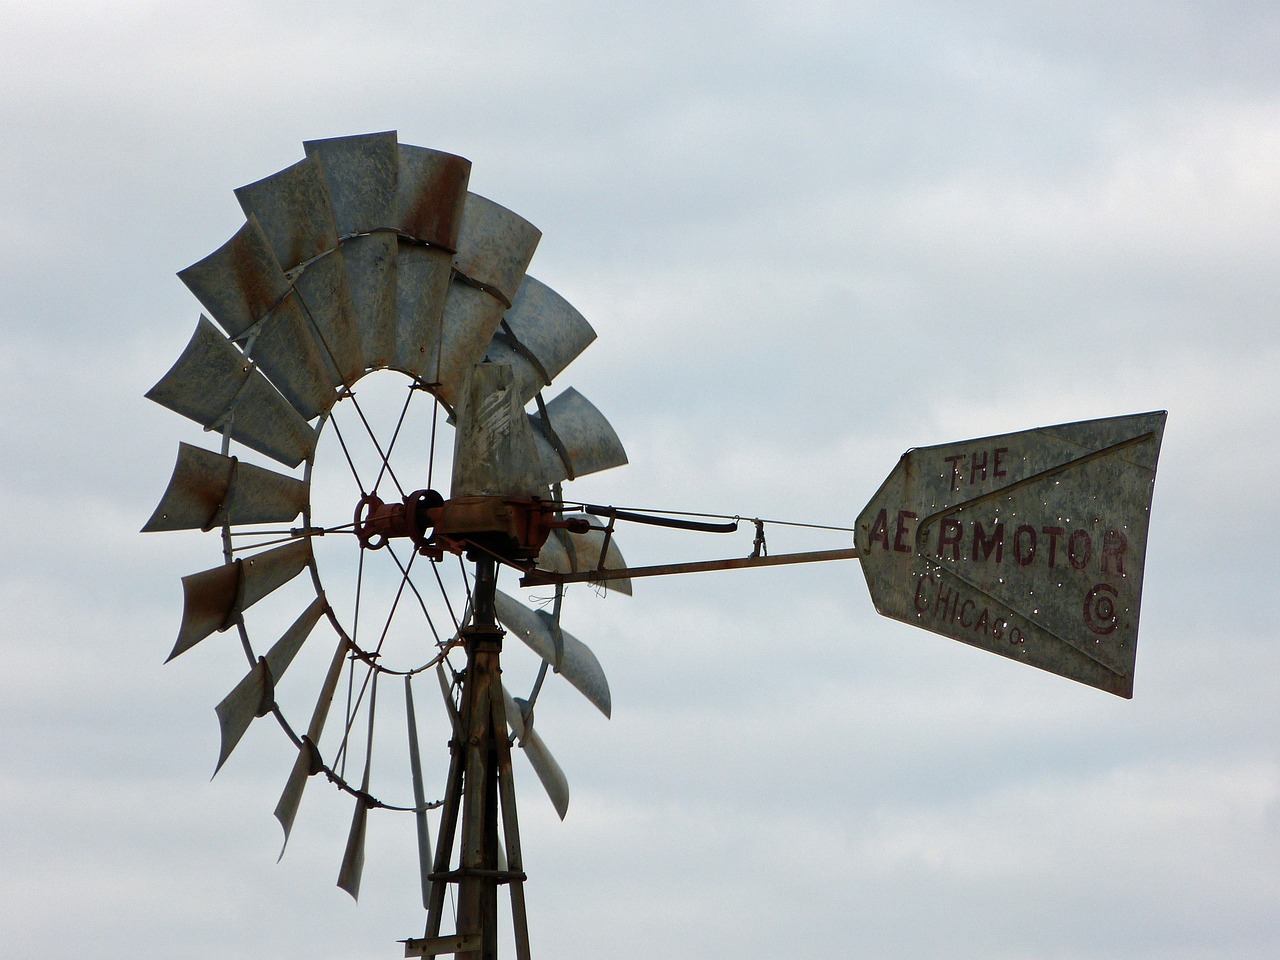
{"left": 521, "top": 547, "right": 861, "bottom": 587}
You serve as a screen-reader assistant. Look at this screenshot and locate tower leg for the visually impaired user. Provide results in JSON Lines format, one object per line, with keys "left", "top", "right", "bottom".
{"left": 407, "top": 558, "right": 530, "bottom": 960}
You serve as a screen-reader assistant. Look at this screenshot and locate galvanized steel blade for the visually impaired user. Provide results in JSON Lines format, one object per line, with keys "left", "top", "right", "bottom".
{"left": 530, "top": 388, "right": 628, "bottom": 485}
{"left": 493, "top": 590, "right": 611, "bottom": 717}
{"left": 167, "top": 540, "right": 312, "bottom": 662}
{"left": 450, "top": 362, "right": 546, "bottom": 499}
{"left": 145, "top": 317, "right": 317, "bottom": 467}
{"left": 304, "top": 131, "right": 401, "bottom": 235}
{"left": 537, "top": 516, "right": 633, "bottom": 596}
{"left": 212, "top": 597, "right": 326, "bottom": 773}
{"left": 483, "top": 276, "right": 597, "bottom": 405}
{"left": 337, "top": 670, "right": 377, "bottom": 901}
{"left": 856, "top": 411, "right": 1167, "bottom": 698}
{"left": 502, "top": 686, "right": 569, "bottom": 820}
{"left": 233, "top": 156, "right": 365, "bottom": 384}
{"left": 275, "top": 638, "right": 349, "bottom": 851}
{"left": 392, "top": 144, "right": 471, "bottom": 380}
{"left": 429, "top": 194, "right": 541, "bottom": 405}
{"left": 143, "top": 442, "right": 307, "bottom": 532}
{"left": 403, "top": 675, "right": 433, "bottom": 909}
{"left": 177, "top": 217, "right": 290, "bottom": 339}
{"left": 234, "top": 156, "right": 340, "bottom": 270}
{"left": 396, "top": 144, "right": 471, "bottom": 249}
{"left": 305, "top": 132, "right": 403, "bottom": 369}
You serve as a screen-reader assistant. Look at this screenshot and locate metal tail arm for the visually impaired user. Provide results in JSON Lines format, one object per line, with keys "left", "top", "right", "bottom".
{"left": 520, "top": 548, "right": 860, "bottom": 587}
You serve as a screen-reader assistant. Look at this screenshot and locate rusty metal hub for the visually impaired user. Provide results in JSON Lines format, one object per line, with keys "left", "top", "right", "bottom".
{"left": 354, "top": 490, "right": 590, "bottom": 564}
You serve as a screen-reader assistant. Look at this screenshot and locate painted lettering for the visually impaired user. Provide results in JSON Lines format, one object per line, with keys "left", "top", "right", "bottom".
{"left": 1101, "top": 529, "right": 1128, "bottom": 575}
{"left": 1069, "top": 530, "right": 1093, "bottom": 570}
{"left": 1013, "top": 524, "right": 1036, "bottom": 566}
{"left": 869, "top": 508, "right": 890, "bottom": 550}
{"left": 970, "top": 450, "right": 988, "bottom": 485}
{"left": 1042, "top": 526, "right": 1065, "bottom": 567}
{"left": 971, "top": 521, "right": 1004, "bottom": 563}
{"left": 993, "top": 447, "right": 1009, "bottom": 479}
{"left": 945, "top": 454, "right": 967, "bottom": 492}
{"left": 893, "top": 510, "right": 918, "bottom": 553}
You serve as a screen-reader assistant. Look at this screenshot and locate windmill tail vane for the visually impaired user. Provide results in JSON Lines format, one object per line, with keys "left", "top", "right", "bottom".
{"left": 144, "top": 132, "right": 1166, "bottom": 958}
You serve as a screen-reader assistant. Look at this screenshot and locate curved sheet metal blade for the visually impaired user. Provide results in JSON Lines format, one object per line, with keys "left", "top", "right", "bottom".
{"left": 531, "top": 388, "right": 628, "bottom": 485}
{"left": 143, "top": 442, "right": 307, "bottom": 532}
{"left": 427, "top": 195, "right": 541, "bottom": 404}
{"left": 493, "top": 591, "right": 611, "bottom": 717}
{"left": 394, "top": 242, "right": 453, "bottom": 381}
{"left": 450, "top": 362, "right": 544, "bottom": 499}
{"left": 502, "top": 687, "right": 569, "bottom": 820}
{"left": 275, "top": 638, "right": 348, "bottom": 852}
{"left": 484, "top": 276, "right": 597, "bottom": 405}
{"left": 304, "top": 131, "right": 400, "bottom": 235}
{"left": 338, "top": 671, "right": 378, "bottom": 900}
{"left": 404, "top": 676, "right": 433, "bottom": 909}
{"left": 337, "top": 795, "right": 371, "bottom": 900}
{"left": 303, "top": 134, "right": 403, "bottom": 367}
{"left": 213, "top": 597, "right": 326, "bottom": 773}
{"left": 234, "top": 158, "right": 364, "bottom": 383}
{"left": 178, "top": 217, "right": 290, "bottom": 339}
{"left": 389, "top": 145, "right": 471, "bottom": 379}
{"left": 397, "top": 144, "right": 471, "bottom": 249}
{"left": 179, "top": 219, "right": 337, "bottom": 417}
{"left": 234, "top": 156, "right": 339, "bottom": 270}
{"left": 167, "top": 540, "right": 311, "bottom": 661}
{"left": 146, "top": 317, "right": 318, "bottom": 467}
{"left": 537, "top": 520, "right": 633, "bottom": 596}
{"left": 289, "top": 249, "right": 365, "bottom": 387}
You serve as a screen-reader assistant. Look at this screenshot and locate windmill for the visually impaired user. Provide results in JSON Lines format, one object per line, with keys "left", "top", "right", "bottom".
{"left": 145, "top": 133, "right": 1166, "bottom": 958}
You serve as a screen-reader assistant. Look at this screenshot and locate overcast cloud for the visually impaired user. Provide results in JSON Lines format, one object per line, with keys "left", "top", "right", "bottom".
{"left": 1, "top": 3, "right": 1277, "bottom": 959}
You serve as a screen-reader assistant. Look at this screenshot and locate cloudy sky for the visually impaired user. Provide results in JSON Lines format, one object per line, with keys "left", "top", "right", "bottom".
{"left": 2, "top": 2, "right": 1277, "bottom": 958}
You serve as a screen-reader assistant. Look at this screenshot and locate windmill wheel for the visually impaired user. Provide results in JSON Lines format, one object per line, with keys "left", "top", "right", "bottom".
{"left": 144, "top": 132, "right": 630, "bottom": 908}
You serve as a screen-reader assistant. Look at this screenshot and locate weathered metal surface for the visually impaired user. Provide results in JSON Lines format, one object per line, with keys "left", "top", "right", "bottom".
{"left": 288, "top": 247, "right": 365, "bottom": 387}
{"left": 426, "top": 195, "right": 542, "bottom": 404}
{"left": 145, "top": 317, "right": 318, "bottom": 467}
{"left": 523, "top": 547, "right": 861, "bottom": 587}
{"left": 494, "top": 590, "right": 611, "bottom": 717}
{"left": 484, "top": 276, "right": 598, "bottom": 405}
{"left": 234, "top": 156, "right": 340, "bottom": 270}
{"left": 214, "top": 597, "right": 325, "bottom": 771}
{"left": 450, "top": 363, "right": 545, "bottom": 499}
{"left": 167, "top": 540, "right": 312, "bottom": 662}
{"left": 397, "top": 144, "right": 471, "bottom": 249}
{"left": 274, "top": 638, "right": 349, "bottom": 849}
{"left": 530, "top": 387, "right": 628, "bottom": 484}
{"left": 537, "top": 519, "right": 632, "bottom": 595}
{"left": 304, "top": 133, "right": 403, "bottom": 369}
{"left": 856, "top": 411, "right": 1167, "bottom": 698}
{"left": 179, "top": 219, "right": 336, "bottom": 416}
{"left": 502, "top": 686, "right": 569, "bottom": 820}
{"left": 392, "top": 146, "right": 472, "bottom": 383}
{"left": 403, "top": 676, "right": 434, "bottom": 910}
{"left": 178, "top": 216, "right": 290, "bottom": 337}
{"left": 234, "top": 158, "right": 365, "bottom": 384}
{"left": 143, "top": 442, "right": 308, "bottom": 532}
{"left": 304, "top": 132, "right": 401, "bottom": 235}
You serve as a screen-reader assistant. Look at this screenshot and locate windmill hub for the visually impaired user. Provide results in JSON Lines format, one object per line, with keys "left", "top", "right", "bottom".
{"left": 354, "top": 490, "right": 591, "bottom": 564}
